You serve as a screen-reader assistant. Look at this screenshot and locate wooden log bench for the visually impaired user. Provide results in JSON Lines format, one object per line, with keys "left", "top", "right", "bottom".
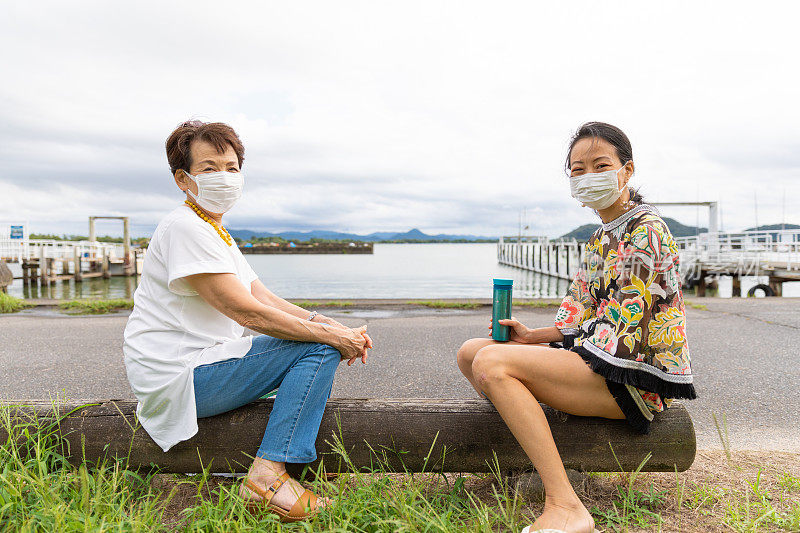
{"left": 0, "top": 399, "right": 696, "bottom": 474}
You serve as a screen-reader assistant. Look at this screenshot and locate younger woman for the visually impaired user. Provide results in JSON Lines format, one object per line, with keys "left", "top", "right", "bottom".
{"left": 457, "top": 122, "right": 696, "bottom": 533}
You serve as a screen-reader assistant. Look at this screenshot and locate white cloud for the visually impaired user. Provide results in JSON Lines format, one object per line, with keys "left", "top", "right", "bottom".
{"left": 1, "top": 0, "right": 798, "bottom": 238}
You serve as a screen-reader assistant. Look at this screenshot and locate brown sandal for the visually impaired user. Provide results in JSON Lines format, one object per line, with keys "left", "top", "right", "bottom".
{"left": 242, "top": 472, "right": 321, "bottom": 522}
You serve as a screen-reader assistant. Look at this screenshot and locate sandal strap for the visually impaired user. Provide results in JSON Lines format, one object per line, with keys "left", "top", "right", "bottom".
{"left": 244, "top": 471, "right": 291, "bottom": 507}
{"left": 287, "top": 489, "right": 318, "bottom": 519}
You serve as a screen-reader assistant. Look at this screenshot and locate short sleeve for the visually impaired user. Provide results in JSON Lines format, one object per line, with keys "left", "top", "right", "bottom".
{"left": 236, "top": 251, "right": 259, "bottom": 287}
{"left": 162, "top": 219, "right": 237, "bottom": 296}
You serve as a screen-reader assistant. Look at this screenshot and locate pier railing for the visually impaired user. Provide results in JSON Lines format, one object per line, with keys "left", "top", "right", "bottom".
{"left": 0, "top": 239, "right": 126, "bottom": 263}
{"left": 674, "top": 229, "right": 800, "bottom": 277}
{"left": 498, "top": 229, "right": 800, "bottom": 295}
{"left": 497, "top": 236, "right": 585, "bottom": 280}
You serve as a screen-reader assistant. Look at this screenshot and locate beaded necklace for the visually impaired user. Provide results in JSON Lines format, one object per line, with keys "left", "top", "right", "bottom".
{"left": 184, "top": 200, "right": 233, "bottom": 246}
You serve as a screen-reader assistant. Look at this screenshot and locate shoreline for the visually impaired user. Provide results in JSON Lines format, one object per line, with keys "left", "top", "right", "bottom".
{"left": 14, "top": 295, "right": 800, "bottom": 307}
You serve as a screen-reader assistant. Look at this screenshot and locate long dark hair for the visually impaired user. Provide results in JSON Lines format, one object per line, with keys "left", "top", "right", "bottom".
{"left": 565, "top": 121, "right": 644, "bottom": 204}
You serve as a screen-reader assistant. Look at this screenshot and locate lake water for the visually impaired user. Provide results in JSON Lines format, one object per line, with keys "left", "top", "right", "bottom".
{"left": 8, "top": 243, "right": 568, "bottom": 300}
{"left": 7, "top": 242, "right": 798, "bottom": 300}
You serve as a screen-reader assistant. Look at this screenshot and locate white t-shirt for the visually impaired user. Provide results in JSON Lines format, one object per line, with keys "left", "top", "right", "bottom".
{"left": 123, "top": 206, "right": 258, "bottom": 452}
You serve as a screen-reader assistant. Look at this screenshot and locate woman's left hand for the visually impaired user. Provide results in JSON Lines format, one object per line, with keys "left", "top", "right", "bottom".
{"left": 315, "top": 314, "right": 373, "bottom": 364}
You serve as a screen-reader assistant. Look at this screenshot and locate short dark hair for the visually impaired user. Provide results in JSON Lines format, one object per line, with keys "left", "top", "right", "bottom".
{"left": 165, "top": 120, "right": 245, "bottom": 174}
{"left": 565, "top": 121, "right": 644, "bottom": 204}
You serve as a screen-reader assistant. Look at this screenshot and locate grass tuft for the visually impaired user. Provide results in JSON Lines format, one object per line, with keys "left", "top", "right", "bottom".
{"left": 0, "top": 292, "right": 33, "bottom": 313}
{"left": 407, "top": 300, "right": 482, "bottom": 309}
{"left": 514, "top": 301, "right": 561, "bottom": 308}
{"left": 0, "top": 402, "right": 168, "bottom": 530}
{"left": 58, "top": 299, "right": 134, "bottom": 314}
{"left": 291, "top": 300, "right": 354, "bottom": 309}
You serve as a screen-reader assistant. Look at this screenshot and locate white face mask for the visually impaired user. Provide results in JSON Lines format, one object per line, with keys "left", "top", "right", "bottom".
{"left": 184, "top": 170, "right": 243, "bottom": 214}
{"left": 569, "top": 163, "right": 628, "bottom": 210}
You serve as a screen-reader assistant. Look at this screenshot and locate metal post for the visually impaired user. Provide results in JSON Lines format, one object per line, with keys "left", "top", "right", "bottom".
{"left": 708, "top": 202, "right": 719, "bottom": 235}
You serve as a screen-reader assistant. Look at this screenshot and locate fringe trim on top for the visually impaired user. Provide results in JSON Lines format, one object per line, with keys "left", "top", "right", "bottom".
{"left": 571, "top": 345, "right": 697, "bottom": 400}
{"left": 605, "top": 380, "right": 652, "bottom": 434}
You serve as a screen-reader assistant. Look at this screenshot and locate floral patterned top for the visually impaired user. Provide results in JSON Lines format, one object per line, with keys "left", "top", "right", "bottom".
{"left": 554, "top": 203, "right": 696, "bottom": 433}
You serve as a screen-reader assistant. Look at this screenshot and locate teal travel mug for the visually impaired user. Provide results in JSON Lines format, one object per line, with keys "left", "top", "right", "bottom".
{"left": 492, "top": 278, "right": 514, "bottom": 342}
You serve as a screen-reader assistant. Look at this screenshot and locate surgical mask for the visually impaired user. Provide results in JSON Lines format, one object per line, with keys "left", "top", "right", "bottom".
{"left": 569, "top": 163, "right": 628, "bottom": 210}
{"left": 184, "top": 170, "right": 243, "bottom": 213}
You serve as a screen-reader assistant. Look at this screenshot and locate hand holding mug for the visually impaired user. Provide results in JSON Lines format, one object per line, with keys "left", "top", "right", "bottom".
{"left": 488, "top": 316, "right": 533, "bottom": 343}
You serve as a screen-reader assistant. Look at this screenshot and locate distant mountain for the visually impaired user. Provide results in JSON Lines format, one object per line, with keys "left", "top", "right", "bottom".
{"left": 660, "top": 217, "right": 708, "bottom": 237}
{"left": 743, "top": 223, "right": 800, "bottom": 231}
{"left": 559, "top": 217, "right": 708, "bottom": 241}
{"left": 228, "top": 227, "right": 497, "bottom": 242}
{"left": 559, "top": 224, "right": 600, "bottom": 241}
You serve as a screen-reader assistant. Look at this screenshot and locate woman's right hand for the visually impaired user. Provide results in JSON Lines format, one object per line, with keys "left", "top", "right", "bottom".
{"left": 334, "top": 325, "right": 370, "bottom": 366}
{"left": 488, "top": 317, "right": 533, "bottom": 343}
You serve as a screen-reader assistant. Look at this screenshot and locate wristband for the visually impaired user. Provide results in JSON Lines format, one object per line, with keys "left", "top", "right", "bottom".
{"left": 307, "top": 311, "right": 319, "bottom": 321}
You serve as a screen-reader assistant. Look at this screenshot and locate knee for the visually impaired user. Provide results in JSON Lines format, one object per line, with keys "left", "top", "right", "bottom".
{"left": 471, "top": 346, "right": 509, "bottom": 389}
{"left": 312, "top": 343, "right": 341, "bottom": 364}
{"left": 457, "top": 338, "right": 486, "bottom": 371}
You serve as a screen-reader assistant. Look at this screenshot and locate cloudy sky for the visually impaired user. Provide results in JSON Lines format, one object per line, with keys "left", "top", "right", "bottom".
{"left": 1, "top": 1, "right": 798, "bottom": 238}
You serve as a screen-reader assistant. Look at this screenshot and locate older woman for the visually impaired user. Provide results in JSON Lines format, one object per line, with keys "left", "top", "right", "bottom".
{"left": 457, "top": 122, "right": 696, "bottom": 533}
{"left": 123, "top": 120, "right": 371, "bottom": 522}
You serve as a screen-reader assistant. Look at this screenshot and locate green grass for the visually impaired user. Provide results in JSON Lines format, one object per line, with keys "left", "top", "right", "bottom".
{"left": 0, "top": 404, "right": 167, "bottom": 530}
{"left": 406, "top": 300, "right": 482, "bottom": 309}
{"left": 685, "top": 472, "right": 800, "bottom": 531}
{"left": 778, "top": 472, "right": 800, "bottom": 491}
{"left": 0, "top": 403, "right": 531, "bottom": 532}
{"left": 291, "top": 300, "right": 355, "bottom": 309}
{"left": 590, "top": 449, "right": 666, "bottom": 531}
{"left": 688, "top": 302, "right": 708, "bottom": 310}
{"left": 0, "top": 292, "right": 33, "bottom": 313}
{"left": 2, "top": 402, "right": 798, "bottom": 532}
{"left": 58, "top": 299, "right": 134, "bottom": 314}
{"left": 514, "top": 301, "right": 561, "bottom": 308}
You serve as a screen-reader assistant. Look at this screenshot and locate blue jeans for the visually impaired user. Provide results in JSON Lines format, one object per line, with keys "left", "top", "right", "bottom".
{"left": 193, "top": 335, "right": 340, "bottom": 463}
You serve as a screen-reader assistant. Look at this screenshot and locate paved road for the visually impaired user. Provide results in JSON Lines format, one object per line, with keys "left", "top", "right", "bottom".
{"left": 1, "top": 299, "right": 799, "bottom": 451}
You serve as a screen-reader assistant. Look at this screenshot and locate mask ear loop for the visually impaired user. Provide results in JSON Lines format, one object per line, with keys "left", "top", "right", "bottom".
{"left": 618, "top": 161, "right": 635, "bottom": 209}
{"left": 180, "top": 170, "right": 203, "bottom": 205}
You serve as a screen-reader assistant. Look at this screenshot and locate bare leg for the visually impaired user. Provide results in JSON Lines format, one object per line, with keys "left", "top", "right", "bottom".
{"left": 457, "top": 337, "right": 531, "bottom": 394}
{"left": 470, "top": 343, "right": 624, "bottom": 533}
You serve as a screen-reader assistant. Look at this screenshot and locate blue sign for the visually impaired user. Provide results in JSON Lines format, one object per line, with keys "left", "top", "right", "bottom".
{"left": 9, "top": 225, "right": 23, "bottom": 239}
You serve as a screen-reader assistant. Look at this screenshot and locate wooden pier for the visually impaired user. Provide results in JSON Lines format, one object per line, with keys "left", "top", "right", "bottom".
{"left": 0, "top": 217, "right": 142, "bottom": 292}
{"left": 497, "top": 236, "right": 585, "bottom": 281}
{"left": 675, "top": 230, "right": 800, "bottom": 297}
{"left": 498, "top": 229, "right": 800, "bottom": 297}
{"left": 5, "top": 245, "right": 142, "bottom": 288}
